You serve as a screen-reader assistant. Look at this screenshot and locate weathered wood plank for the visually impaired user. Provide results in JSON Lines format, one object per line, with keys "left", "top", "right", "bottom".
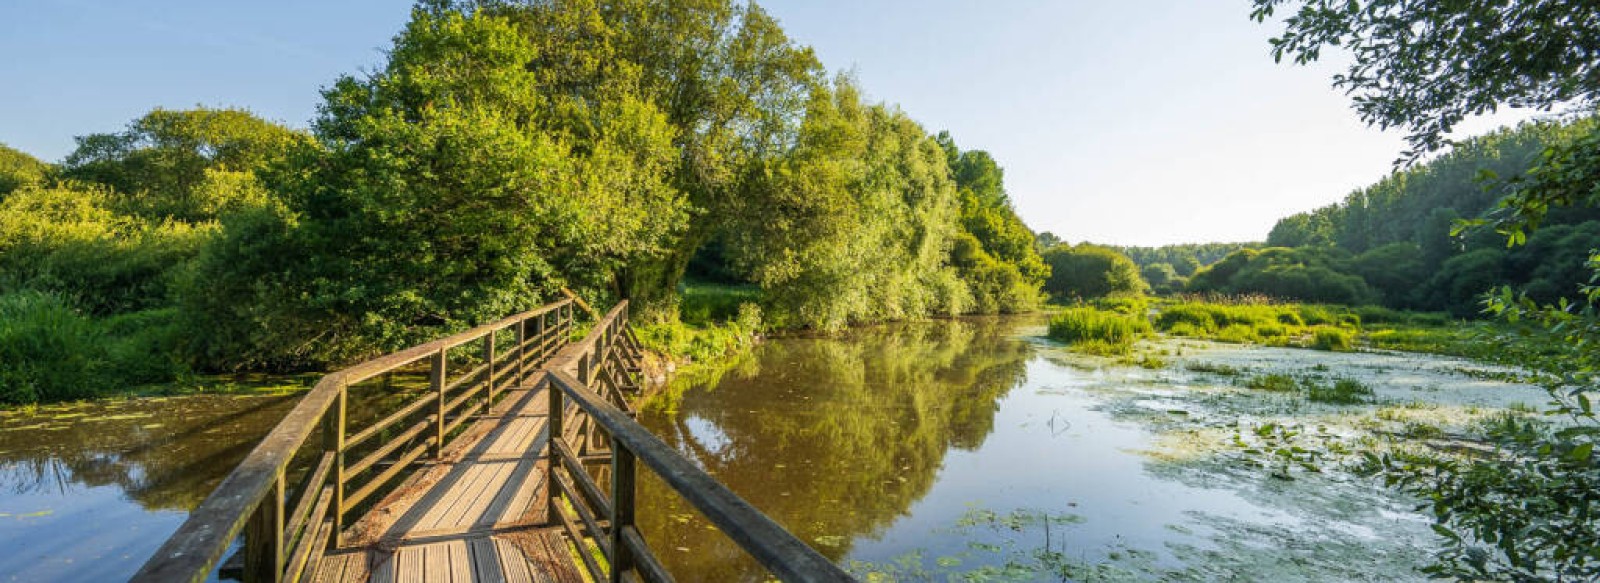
{"left": 490, "top": 538, "right": 534, "bottom": 583}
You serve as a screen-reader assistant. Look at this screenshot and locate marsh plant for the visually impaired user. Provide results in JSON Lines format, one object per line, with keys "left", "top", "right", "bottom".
{"left": 1238, "top": 373, "right": 1373, "bottom": 405}
{"left": 1047, "top": 307, "right": 1152, "bottom": 355}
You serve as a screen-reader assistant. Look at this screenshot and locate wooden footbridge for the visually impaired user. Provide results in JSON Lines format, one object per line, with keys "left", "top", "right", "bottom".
{"left": 133, "top": 300, "right": 852, "bottom": 582}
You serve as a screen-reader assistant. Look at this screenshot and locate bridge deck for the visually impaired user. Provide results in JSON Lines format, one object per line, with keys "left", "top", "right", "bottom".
{"left": 312, "top": 384, "right": 584, "bottom": 583}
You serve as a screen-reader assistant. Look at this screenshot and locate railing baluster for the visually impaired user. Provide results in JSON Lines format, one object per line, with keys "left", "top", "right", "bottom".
{"left": 325, "top": 387, "right": 346, "bottom": 547}
{"left": 244, "top": 470, "right": 285, "bottom": 583}
{"left": 546, "top": 370, "right": 564, "bottom": 523}
{"left": 517, "top": 318, "right": 529, "bottom": 386}
{"left": 610, "top": 443, "right": 636, "bottom": 583}
{"left": 432, "top": 348, "right": 447, "bottom": 457}
{"left": 484, "top": 329, "right": 497, "bottom": 414}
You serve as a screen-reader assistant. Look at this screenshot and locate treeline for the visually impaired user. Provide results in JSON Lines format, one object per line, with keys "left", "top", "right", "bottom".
{"left": 1107, "top": 242, "right": 1258, "bottom": 294}
{"left": 1190, "top": 117, "right": 1600, "bottom": 315}
{"left": 0, "top": 1, "right": 1049, "bottom": 403}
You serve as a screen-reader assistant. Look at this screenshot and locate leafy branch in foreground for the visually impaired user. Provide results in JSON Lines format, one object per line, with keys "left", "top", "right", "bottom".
{"left": 1363, "top": 278, "right": 1600, "bottom": 581}
{"left": 1250, "top": 0, "right": 1600, "bottom": 162}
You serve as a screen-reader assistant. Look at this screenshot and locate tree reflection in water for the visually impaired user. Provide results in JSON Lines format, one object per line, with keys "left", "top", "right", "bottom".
{"left": 637, "top": 316, "right": 1037, "bottom": 580}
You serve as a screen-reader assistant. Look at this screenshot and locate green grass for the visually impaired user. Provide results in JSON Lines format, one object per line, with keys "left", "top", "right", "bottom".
{"left": 637, "top": 283, "right": 766, "bottom": 365}
{"left": 1048, "top": 307, "right": 1153, "bottom": 355}
{"left": 678, "top": 281, "right": 762, "bottom": 327}
{"left": 0, "top": 291, "right": 185, "bottom": 405}
{"left": 1145, "top": 300, "right": 1381, "bottom": 350}
{"left": 1311, "top": 326, "right": 1354, "bottom": 351}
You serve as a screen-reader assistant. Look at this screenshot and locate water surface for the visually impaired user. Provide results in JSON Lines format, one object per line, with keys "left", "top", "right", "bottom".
{"left": 636, "top": 315, "right": 1545, "bottom": 581}
{"left": 0, "top": 394, "right": 299, "bottom": 582}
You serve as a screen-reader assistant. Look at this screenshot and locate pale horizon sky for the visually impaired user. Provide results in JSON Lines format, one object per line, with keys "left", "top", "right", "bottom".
{"left": 1, "top": 1, "right": 1542, "bottom": 246}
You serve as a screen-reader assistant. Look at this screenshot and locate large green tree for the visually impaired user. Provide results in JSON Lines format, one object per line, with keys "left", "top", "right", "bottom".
{"left": 186, "top": 7, "right": 685, "bottom": 368}
{"left": 937, "top": 132, "right": 1048, "bottom": 313}
{"left": 723, "top": 77, "right": 967, "bottom": 329}
{"left": 478, "top": 0, "right": 823, "bottom": 315}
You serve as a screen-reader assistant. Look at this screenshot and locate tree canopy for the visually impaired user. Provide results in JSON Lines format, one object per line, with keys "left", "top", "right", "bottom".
{"left": 1251, "top": 0, "right": 1600, "bottom": 160}
{"left": 1041, "top": 244, "right": 1146, "bottom": 301}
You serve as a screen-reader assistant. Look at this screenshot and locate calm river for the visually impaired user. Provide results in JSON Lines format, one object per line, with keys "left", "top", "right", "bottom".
{"left": 0, "top": 314, "right": 1545, "bottom": 581}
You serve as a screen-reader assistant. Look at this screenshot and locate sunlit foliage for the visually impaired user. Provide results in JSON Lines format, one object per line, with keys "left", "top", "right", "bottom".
{"left": 1041, "top": 244, "right": 1147, "bottom": 301}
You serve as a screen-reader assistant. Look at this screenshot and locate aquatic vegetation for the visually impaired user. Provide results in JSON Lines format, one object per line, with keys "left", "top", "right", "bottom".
{"left": 1242, "top": 373, "right": 1298, "bottom": 392}
{"left": 1047, "top": 307, "right": 1152, "bottom": 355}
{"left": 1239, "top": 371, "right": 1371, "bottom": 405}
{"left": 1228, "top": 422, "right": 1336, "bottom": 479}
{"left": 1310, "top": 326, "right": 1354, "bottom": 351}
{"left": 1306, "top": 378, "right": 1373, "bottom": 405}
{"left": 0, "top": 291, "right": 186, "bottom": 405}
{"left": 1184, "top": 361, "right": 1245, "bottom": 376}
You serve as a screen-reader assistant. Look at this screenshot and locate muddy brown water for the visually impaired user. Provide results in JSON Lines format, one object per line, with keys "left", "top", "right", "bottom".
{"left": 0, "top": 315, "right": 1547, "bottom": 581}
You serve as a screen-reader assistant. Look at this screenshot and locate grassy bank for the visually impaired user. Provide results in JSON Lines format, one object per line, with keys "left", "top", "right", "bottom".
{"left": 633, "top": 282, "right": 764, "bottom": 375}
{"left": 1046, "top": 296, "right": 1578, "bottom": 379}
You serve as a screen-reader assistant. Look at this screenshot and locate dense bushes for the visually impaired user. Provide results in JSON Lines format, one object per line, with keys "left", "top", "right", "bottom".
{"left": 0, "top": 291, "right": 182, "bottom": 404}
{"left": 1041, "top": 244, "right": 1147, "bottom": 300}
{"left": 0, "top": 184, "right": 213, "bottom": 315}
{"left": 1186, "top": 247, "right": 1377, "bottom": 305}
{"left": 0, "top": 144, "right": 50, "bottom": 196}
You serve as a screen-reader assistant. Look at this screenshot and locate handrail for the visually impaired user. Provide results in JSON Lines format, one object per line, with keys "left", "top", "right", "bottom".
{"left": 133, "top": 299, "right": 574, "bottom": 583}
{"left": 544, "top": 301, "right": 853, "bottom": 582}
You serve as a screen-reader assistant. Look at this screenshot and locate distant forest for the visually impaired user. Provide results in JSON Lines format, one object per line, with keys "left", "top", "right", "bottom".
{"left": 1194, "top": 117, "right": 1600, "bottom": 315}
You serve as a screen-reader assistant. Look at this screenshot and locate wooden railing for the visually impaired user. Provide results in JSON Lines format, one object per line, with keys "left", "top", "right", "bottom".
{"left": 132, "top": 300, "right": 576, "bottom": 583}
{"left": 544, "top": 301, "right": 854, "bottom": 582}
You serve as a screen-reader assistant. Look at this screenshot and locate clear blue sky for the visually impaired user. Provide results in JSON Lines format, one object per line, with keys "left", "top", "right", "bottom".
{"left": 0, "top": 0, "right": 1535, "bottom": 246}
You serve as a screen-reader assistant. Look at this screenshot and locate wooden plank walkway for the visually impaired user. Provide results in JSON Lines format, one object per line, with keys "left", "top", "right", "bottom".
{"left": 312, "top": 382, "right": 585, "bottom": 583}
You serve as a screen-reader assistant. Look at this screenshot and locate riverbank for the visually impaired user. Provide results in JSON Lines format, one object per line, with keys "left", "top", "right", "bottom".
{"left": 1045, "top": 297, "right": 1575, "bottom": 382}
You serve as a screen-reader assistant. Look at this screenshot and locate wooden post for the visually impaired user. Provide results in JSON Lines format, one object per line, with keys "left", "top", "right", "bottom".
{"left": 516, "top": 319, "right": 529, "bottom": 386}
{"left": 545, "top": 372, "right": 563, "bottom": 523}
{"left": 243, "top": 470, "right": 285, "bottom": 583}
{"left": 610, "top": 444, "right": 636, "bottom": 583}
{"left": 431, "top": 349, "right": 447, "bottom": 458}
{"left": 483, "top": 331, "right": 497, "bottom": 414}
{"left": 323, "top": 388, "right": 346, "bottom": 546}
{"left": 577, "top": 354, "right": 593, "bottom": 455}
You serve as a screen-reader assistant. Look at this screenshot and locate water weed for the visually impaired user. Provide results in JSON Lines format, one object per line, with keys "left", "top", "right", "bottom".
{"left": 1048, "top": 307, "right": 1152, "bottom": 355}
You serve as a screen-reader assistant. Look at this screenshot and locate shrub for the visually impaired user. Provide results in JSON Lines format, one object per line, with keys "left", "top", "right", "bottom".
{"left": 0, "top": 184, "right": 211, "bottom": 315}
{"left": 1214, "top": 324, "right": 1259, "bottom": 344}
{"left": 1042, "top": 244, "right": 1148, "bottom": 300}
{"left": 1048, "top": 307, "right": 1152, "bottom": 354}
{"left": 1310, "top": 326, "right": 1354, "bottom": 351}
{"left": 0, "top": 292, "right": 187, "bottom": 404}
{"left": 1166, "top": 322, "right": 1205, "bottom": 337}
{"left": 1298, "top": 304, "right": 1338, "bottom": 325}
{"left": 0, "top": 291, "right": 113, "bottom": 404}
{"left": 1153, "top": 304, "right": 1218, "bottom": 333}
